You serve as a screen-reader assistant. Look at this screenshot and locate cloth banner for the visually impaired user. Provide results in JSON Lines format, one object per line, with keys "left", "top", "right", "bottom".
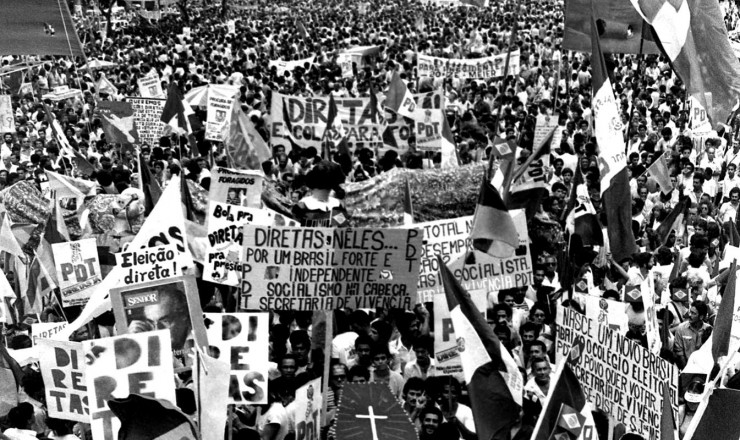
{"left": 417, "top": 51, "right": 520, "bottom": 79}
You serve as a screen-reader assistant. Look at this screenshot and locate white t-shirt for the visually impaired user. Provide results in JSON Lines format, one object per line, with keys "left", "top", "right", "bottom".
{"left": 258, "top": 403, "right": 290, "bottom": 440}
{"left": 331, "top": 331, "right": 358, "bottom": 366}
{"left": 454, "top": 403, "right": 476, "bottom": 433}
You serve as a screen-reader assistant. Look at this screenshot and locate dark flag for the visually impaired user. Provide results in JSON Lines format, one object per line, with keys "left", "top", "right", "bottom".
{"left": 469, "top": 178, "right": 519, "bottom": 258}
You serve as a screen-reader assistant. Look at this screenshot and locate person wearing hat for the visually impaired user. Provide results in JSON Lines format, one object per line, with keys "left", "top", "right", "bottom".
{"left": 679, "top": 378, "right": 704, "bottom": 438}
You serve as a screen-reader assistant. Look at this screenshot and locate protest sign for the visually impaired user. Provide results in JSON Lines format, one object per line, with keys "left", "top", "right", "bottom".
{"left": 268, "top": 56, "right": 315, "bottom": 76}
{"left": 336, "top": 53, "right": 355, "bottom": 78}
{"left": 240, "top": 226, "right": 423, "bottom": 310}
{"left": 382, "top": 89, "right": 445, "bottom": 154}
{"left": 115, "top": 244, "right": 184, "bottom": 286}
{"left": 137, "top": 71, "right": 164, "bottom": 98}
{"left": 411, "top": 210, "right": 531, "bottom": 303}
{"left": 38, "top": 339, "right": 88, "bottom": 422}
{"left": 416, "top": 51, "right": 520, "bottom": 79}
{"left": 41, "top": 88, "right": 83, "bottom": 101}
{"left": 204, "top": 203, "right": 298, "bottom": 287}
{"left": 226, "top": 19, "right": 236, "bottom": 34}
{"left": 208, "top": 167, "right": 264, "bottom": 208}
{"left": 205, "top": 88, "right": 236, "bottom": 141}
{"left": 84, "top": 330, "right": 176, "bottom": 440}
{"left": 293, "top": 377, "right": 322, "bottom": 440}
{"left": 556, "top": 306, "right": 678, "bottom": 439}
{"left": 51, "top": 238, "right": 102, "bottom": 307}
{"left": 204, "top": 313, "right": 269, "bottom": 405}
{"left": 270, "top": 92, "right": 386, "bottom": 150}
{"left": 433, "top": 289, "right": 487, "bottom": 380}
{"left": 572, "top": 292, "right": 628, "bottom": 333}
{"left": 110, "top": 275, "right": 208, "bottom": 371}
{"left": 32, "top": 321, "right": 68, "bottom": 345}
{"left": 125, "top": 97, "right": 167, "bottom": 146}
{"left": 0, "top": 95, "right": 14, "bottom": 133}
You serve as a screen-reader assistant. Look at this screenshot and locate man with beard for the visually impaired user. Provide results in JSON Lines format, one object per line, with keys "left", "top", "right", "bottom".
{"left": 419, "top": 406, "right": 444, "bottom": 440}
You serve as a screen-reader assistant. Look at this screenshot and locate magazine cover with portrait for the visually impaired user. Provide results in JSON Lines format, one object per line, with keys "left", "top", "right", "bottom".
{"left": 110, "top": 275, "right": 207, "bottom": 371}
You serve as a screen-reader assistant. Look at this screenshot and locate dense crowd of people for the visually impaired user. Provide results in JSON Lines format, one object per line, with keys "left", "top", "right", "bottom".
{"left": 2, "top": 0, "right": 740, "bottom": 439}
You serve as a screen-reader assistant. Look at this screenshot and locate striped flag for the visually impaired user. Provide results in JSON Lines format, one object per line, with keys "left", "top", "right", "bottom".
{"left": 224, "top": 98, "right": 272, "bottom": 170}
{"left": 385, "top": 71, "right": 417, "bottom": 119}
{"left": 161, "top": 82, "right": 196, "bottom": 135}
{"left": 109, "top": 394, "right": 199, "bottom": 440}
{"left": 629, "top": 0, "right": 740, "bottom": 126}
{"left": 139, "top": 154, "right": 162, "bottom": 215}
{"left": 403, "top": 176, "right": 414, "bottom": 225}
{"left": 591, "top": 14, "right": 637, "bottom": 263}
{"left": 438, "top": 255, "right": 523, "bottom": 440}
{"left": 0, "top": 213, "right": 24, "bottom": 257}
{"left": 645, "top": 152, "right": 672, "bottom": 194}
{"left": 531, "top": 352, "right": 596, "bottom": 440}
{"left": 469, "top": 176, "right": 519, "bottom": 258}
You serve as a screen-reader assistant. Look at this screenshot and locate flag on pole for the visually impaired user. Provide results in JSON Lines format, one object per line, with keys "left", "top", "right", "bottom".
{"left": 712, "top": 259, "right": 737, "bottom": 362}
{"left": 438, "top": 255, "right": 523, "bottom": 440}
{"left": 161, "top": 82, "right": 195, "bottom": 135}
{"left": 223, "top": 98, "right": 272, "bottom": 170}
{"left": 655, "top": 196, "right": 689, "bottom": 245}
{"left": 590, "top": 14, "right": 637, "bottom": 263}
{"left": 139, "top": 154, "right": 162, "bottom": 215}
{"left": 385, "top": 71, "right": 417, "bottom": 119}
{"left": 0, "top": 213, "right": 24, "bottom": 257}
{"left": 440, "top": 111, "right": 459, "bottom": 169}
{"left": 629, "top": 0, "right": 740, "bottom": 127}
{"left": 469, "top": 177, "right": 519, "bottom": 258}
{"left": 645, "top": 152, "right": 673, "bottom": 194}
{"left": 325, "top": 94, "right": 347, "bottom": 147}
{"left": 687, "top": 388, "right": 740, "bottom": 440}
{"left": 415, "top": 16, "right": 425, "bottom": 32}
{"left": 403, "top": 176, "right": 414, "bottom": 225}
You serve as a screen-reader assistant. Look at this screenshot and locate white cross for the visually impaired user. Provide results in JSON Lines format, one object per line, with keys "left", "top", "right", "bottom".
{"left": 355, "top": 405, "right": 388, "bottom": 440}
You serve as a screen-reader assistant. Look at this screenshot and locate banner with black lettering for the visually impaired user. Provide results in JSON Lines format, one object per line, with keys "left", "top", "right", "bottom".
{"left": 240, "top": 226, "right": 423, "bottom": 310}
{"left": 268, "top": 56, "right": 315, "bottom": 76}
{"left": 204, "top": 313, "right": 269, "bottom": 405}
{"left": 205, "top": 88, "right": 237, "bottom": 141}
{"left": 410, "top": 210, "right": 532, "bottom": 303}
{"left": 52, "top": 238, "right": 102, "bottom": 307}
{"left": 293, "top": 377, "right": 322, "bottom": 440}
{"left": 137, "top": 71, "right": 164, "bottom": 98}
{"left": 416, "top": 51, "right": 520, "bottom": 79}
{"left": 270, "top": 92, "right": 386, "bottom": 150}
{"left": 115, "top": 244, "right": 185, "bottom": 286}
{"left": 110, "top": 275, "right": 208, "bottom": 371}
{"left": 84, "top": 330, "right": 176, "bottom": 440}
{"left": 38, "top": 339, "right": 88, "bottom": 422}
{"left": 204, "top": 203, "right": 298, "bottom": 287}
{"left": 32, "top": 322, "right": 68, "bottom": 345}
{"left": 208, "top": 167, "right": 264, "bottom": 209}
{"left": 125, "top": 97, "right": 167, "bottom": 146}
{"left": 433, "top": 288, "right": 487, "bottom": 380}
{"left": 556, "top": 306, "right": 678, "bottom": 439}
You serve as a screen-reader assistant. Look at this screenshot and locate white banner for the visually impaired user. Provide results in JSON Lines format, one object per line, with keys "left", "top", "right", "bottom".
{"left": 206, "top": 88, "right": 237, "bottom": 141}
{"left": 417, "top": 51, "right": 520, "bottom": 79}
{"left": 268, "top": 56, "right": 315, "bottom": 76}
{"left": 38, "top": 339, "right": 89, "bottom": 422}
{"left": 0, "top": 95, "right": 14, "bottom": 133}
{"left": 52, "top": 238, "right": 102, "bottom": 307}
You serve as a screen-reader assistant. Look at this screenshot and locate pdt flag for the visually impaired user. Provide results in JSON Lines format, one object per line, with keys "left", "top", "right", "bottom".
{"left": 438, "top": 255, "right": 523, "bottom": 440}
{"left": 385, "top": 71, "right": 417, "bottom": 119}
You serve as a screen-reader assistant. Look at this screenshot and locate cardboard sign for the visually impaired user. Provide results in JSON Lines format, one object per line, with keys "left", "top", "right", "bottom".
{"left": 204, "top": 204, "right": 298, "bottom": 287}
{"left": 0, "top": 95, "right": 14, "bottom": 133}
{"left": 32, "top": 321, "right": 69, "bottom": 345}
{"left": 52, "top": 238, "right": 102, "bottom": 307}
{"left": 84, "top": 330, "right": 176, "bottom": 440}
{"left": 208, "top": 167, "right": 264, "bottom": 208}
{"left": 204, "top": 313, "right": 269, "bottom": 405}
{"left": 125, "top": 97, "right": 167, "bottom": 146}
{"left": 417, "top": 51, "right": 520, "bottom": 79}
{"left": 433, "top": 289, "right": 486, "bottom": 380}
{"left": 412, "top": 210, "right": 532, "bottom": 303}
{"left": 205, "top": 88, "right": 236, "bottom": 141}
{"left": 116, "top": 244, "right": 184, "bottom": 286}
{"left": 556, "top": 307, "right": 678, "bottom": 439}
{"left": 38, "top": 339, "right": 88, "bottom": 422}
{"left": 137, "top": 71, "right": 164, "bottom": 99}
{"left": 110, "top": 276, "right": 208, "bottom": 371}
{"left": 293, "top": 377, "right": 322, "bottom": 440}
{"left": 240, "top": 226, "right": 423, "bottom": 310}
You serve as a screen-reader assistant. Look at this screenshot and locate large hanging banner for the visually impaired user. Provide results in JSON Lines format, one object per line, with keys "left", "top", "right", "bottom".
{"left": 270, "top": 92, "right": 385, "bottom": 150}
{"left": 204, "top": 203, "right": 298, "bottom": 287}
{"left": 240, "top": 226, "right": 423, "bottom": 310}
{"left": 84, "top": 330, "right": 176, "bottom": 440}
{"left": 410, "top": 210, "right": 532, "bottom": 303}
{"left": 205, "top": 88, "right": 237, "bottom": 141}
{"left": 125, "top": 97, "right": 167, "bottom": 146}
{"left": 204, "top": 313, "right": 270, "bottom": 405}
{"left": 208, "top": 167, "right": 264, "bottom": 209}
{"left": 294, "top": 378, "right": 322, "bottom": 440}
{"left": 38, "top": 339, "right": 88, "bottom": 422}
{"left": 52, "top": 238, "right": 102, "bottom": 307}
{"left": 416, "top": 51, "right": 520, "bottom": 79}
{"left": 556, "top": 306, "right": 678, "bottom": 439}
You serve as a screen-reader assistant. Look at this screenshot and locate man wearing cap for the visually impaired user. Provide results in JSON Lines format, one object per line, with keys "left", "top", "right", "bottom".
{"left": 673, "top": 300, "right": 712, "bottom": 369}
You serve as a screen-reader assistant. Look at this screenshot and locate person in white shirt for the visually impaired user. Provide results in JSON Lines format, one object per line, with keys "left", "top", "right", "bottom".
{"left": 719, "top": 187, "right": 740, "bottom": 223}
{"left": 437, "top": 376, "right": 476, "bottom": 437}
{"left": 257, "top": 380, "right": 291, "bottom": 440}
{"left": 403, "top": 335, "right": 438, "bottom": 380}
{"left": 721, "top": 163, "right": 740, "bottom": 201}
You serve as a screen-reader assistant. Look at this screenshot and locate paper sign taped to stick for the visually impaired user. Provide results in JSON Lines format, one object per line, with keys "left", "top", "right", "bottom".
{"left": 555, "top": 306, "right": 678, "bottom": 439}
{"left": 294, "top": 377, "right": 322, "bottom": 440}
{"left": 115, "top": 244, "right": 184, "bottom": 286}
{"left": 204, "top": 313, "right": 269, "bottom": 405}
{"left": 208, "top": 167, "right": 264, "bottom": 209}
{"left": 137, "top": 72, "right": 164, "bottom": 99}
{"left": 433, "top": 289, "right": 487, "bottom": 380}
{"left": 32, "top": 321, "right": 69, "bottom": 345}
{"left": 409, "top": 210, "right": 532, "bottom": 303}
{"left": 240, "top": 226, "right": 423, "bottom": 310}
{"left": 52, "top": 238, "right": 102, "bottom": 307}
{"left": 125, "top": 97, "right": 167, "bottom": 146}
{"left": 84, "top": 330, "right": 176, "bottom": 440}
{"left": 38, "top": 339, "right": 89, "bottom": 423}
{"left": 204, "top": 203, "right": 298, "bottom": 287}
{"left": 205, "top": 89, "right": 236, "bottom": 141}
